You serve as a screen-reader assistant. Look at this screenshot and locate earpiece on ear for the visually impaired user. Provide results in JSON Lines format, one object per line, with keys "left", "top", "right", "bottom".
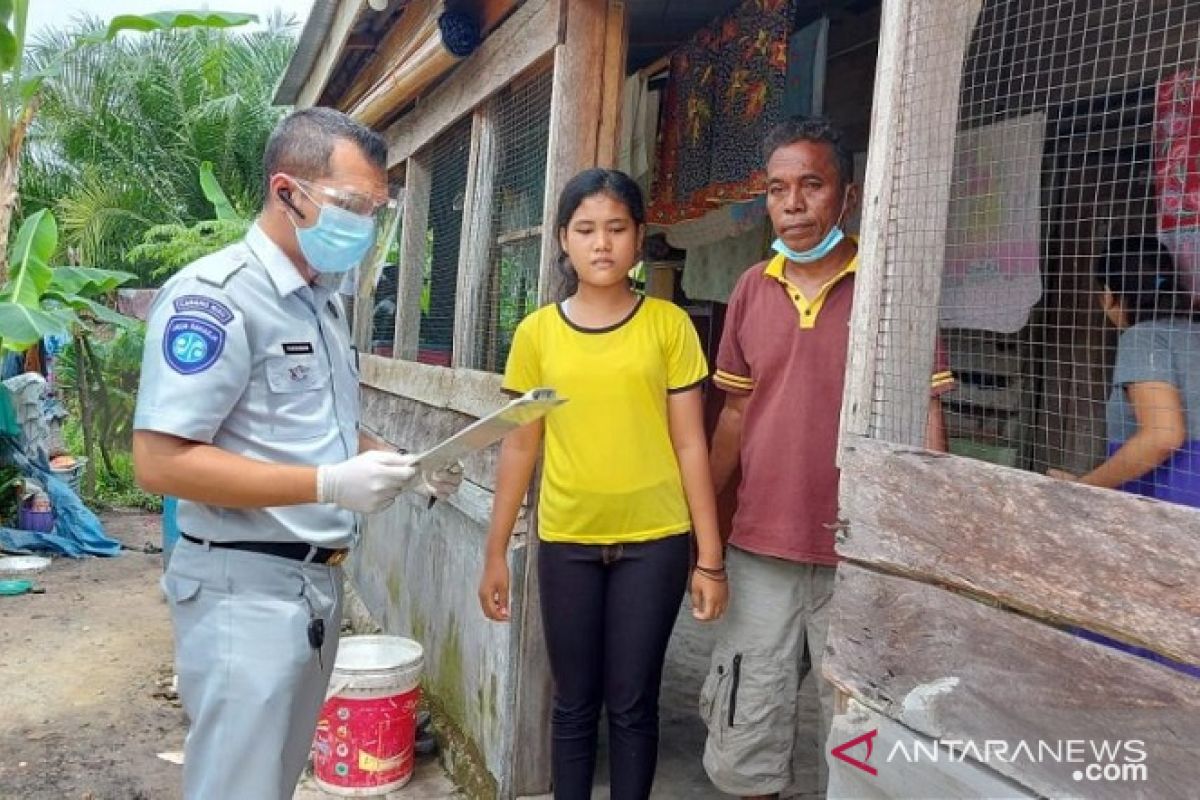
{"left": 278, "top": 187, "right": 306, "bottom": 220}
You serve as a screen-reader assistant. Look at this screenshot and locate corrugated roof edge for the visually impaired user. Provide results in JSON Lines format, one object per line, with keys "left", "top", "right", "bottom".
{"left": 273, "top": 0, "right": 337, "bottom": 107}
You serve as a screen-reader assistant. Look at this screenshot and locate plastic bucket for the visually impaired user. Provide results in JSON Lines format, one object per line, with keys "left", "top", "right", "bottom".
{"left": 313, "top": 636, "right": 424, "bottom": 796}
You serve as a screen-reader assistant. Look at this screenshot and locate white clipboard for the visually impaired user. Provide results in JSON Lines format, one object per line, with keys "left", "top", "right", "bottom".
{"left": 408, "top": 388, "right": 565, "bottom": 473}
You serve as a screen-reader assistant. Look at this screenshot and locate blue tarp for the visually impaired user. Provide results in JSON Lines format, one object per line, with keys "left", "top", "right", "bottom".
{"left": 0, "top": 439, "right": 122, "bottom": 558}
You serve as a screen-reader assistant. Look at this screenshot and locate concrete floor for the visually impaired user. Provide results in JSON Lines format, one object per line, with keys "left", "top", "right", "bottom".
{"left": 294, "top": 759, "right": 463, "bottom": 799}
{"left": 521, "top": 602, "right": 826, "bottom": 800}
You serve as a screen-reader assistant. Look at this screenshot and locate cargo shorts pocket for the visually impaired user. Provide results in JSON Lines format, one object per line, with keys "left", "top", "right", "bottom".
{"left": 701, "top": 649, "right": 793, "bottom": 785}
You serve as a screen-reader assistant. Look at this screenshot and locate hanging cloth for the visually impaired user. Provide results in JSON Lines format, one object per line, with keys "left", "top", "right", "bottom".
{"left": 649, "top": 0, "right": 797, "bottom": 225}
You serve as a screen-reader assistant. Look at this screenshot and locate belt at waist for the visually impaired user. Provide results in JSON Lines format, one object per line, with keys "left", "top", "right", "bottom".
{"left": 181, "top": 533, "right": 349, "bottom": 566}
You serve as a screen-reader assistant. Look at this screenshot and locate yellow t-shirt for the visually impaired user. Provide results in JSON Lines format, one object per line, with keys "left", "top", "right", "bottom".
{"left": 502, "top": 296, "right": 709, "bottom": 544}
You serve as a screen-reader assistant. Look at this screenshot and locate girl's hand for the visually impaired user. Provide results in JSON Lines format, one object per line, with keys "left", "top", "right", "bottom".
{"left": 690, "top": 568, "right": 729, "bottom": 622}
{"left": 479, "top": 554, "right": 511, "bottom": 622}
{"left": 1047, "top": 468, "right": 1078, "bottom": 481}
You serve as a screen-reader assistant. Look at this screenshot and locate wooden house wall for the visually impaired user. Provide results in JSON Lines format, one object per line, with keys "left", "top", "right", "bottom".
{"left": 832, "top": 1, "right": 1200, "bottom": 795}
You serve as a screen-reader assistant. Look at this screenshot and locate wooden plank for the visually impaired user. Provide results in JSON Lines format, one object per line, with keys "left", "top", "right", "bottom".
{"left": 872, "top": 0, "right": 981, "bottom": 446}
{"left": 511, "top": 469, "right": 552, "bottom": 796}
{"left": 294, "top": 0, "right": 368, "bottom": 109}
{"left": 595, "top": 0, "right": 628, "bottom": 168}
{"left": 496, "top": 225, "right": 542, "bottom": 246}
{"left": 452, "top": 105, "right": 498, "bottom": 370}
{"left": 360, "top": 353, "right": 508, "bottom": 420}
{"left": 838, "top": 434, "right": 1200, "bottom": 665}
{"left": 827, "top": 697, "right": 1037, "bottom": 800}
{"left": 837, "top": 0, "right": 908, "bottom": 444}
{"left": 393, "top": 155, "right": 431, "bottom": 361}
{"left": 825, "top": 564, "right": 1200, "bottom": 799}
{"left": 383, "top": 0, "right": 562, "bottom": 168}
{"left": 535, "top": 0, "right": 615, "bottom": 305}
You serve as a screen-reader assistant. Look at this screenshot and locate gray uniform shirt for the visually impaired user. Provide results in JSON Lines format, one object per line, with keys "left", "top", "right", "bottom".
{"left": 134, "top": 224, "right": 360, "bottom": 547}
{"left": 1107, "top": 318, "right": 1200, "bottom": 443}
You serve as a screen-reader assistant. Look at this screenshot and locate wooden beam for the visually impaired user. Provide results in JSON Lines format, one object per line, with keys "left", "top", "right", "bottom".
{"left": 839, "top": 0, "right": 982, "bottom": 448}
{"left": 838, "top": 435, "right": 1200, "bottom": 665}
{"left": 384, "top": 0, "right": 562, "bottom": 168}
{"left": 294, "top": 0, "right": 368, "bottom": 109}
{"left": 828, "top": 697, "right": 1038, "bottom": 800}
{"left": 452, "top": 105, "right": 498, "bottom": 369}
{"left": 360, "top": 353, "right": 508, "bottom": 420}
{"left": 595, "top": 0, "right": 629, "bottom": 168}
{"left": 394, "top": 154, "right": 432, "bottom": 361}
{"left": 838, "top": 0, "right": 906, "bottom": 443}
{"left": 536, "top": 0, "right": 619, "bottom": 304}
{"left": 825, "top": 564, "right": 1200, "bottom": 799}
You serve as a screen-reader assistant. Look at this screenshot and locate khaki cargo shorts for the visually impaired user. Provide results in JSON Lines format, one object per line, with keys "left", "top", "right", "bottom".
{"left": 700, "top": 547, "right": 836, "bottom": 797}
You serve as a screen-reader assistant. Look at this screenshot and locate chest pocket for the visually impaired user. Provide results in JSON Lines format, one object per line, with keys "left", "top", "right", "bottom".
{"left": 263, "top": 354, "right": 332, "bottom": 439}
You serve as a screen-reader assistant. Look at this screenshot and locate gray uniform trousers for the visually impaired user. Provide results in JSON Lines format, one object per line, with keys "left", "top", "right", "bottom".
{"left": 162, "top": 536, "right": 343, "bottom": 800}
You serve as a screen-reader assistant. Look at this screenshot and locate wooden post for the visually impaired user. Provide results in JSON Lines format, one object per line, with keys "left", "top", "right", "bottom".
{"left": 535, "top": 0, "right": 628, "bottom": 305}
{"left": 514, "top": 3, "right": 629, "bottom": 792}
{"left": 452, "top": 105, "right": 498, "bottom": 369}
{"left": 839, "top": 0, "right": 982, "bottom": 449}
{"left": 393, "top": 154, "right": 431, "bottom": 361}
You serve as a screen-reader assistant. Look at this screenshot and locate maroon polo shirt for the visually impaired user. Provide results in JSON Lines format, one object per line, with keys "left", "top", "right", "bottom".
{"left": 714, "top": 251, "right": 953, "bottom": 565}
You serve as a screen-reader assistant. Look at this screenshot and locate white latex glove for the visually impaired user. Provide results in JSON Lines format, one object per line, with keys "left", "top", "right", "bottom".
{"left": 415, "top": 462, "right": 464, "bottom": 501}
{"left": 317, "top": 451, "right": 418, "bottom": 513}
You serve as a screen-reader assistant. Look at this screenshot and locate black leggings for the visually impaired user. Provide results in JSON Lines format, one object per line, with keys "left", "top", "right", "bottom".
{"left": 538, "top": 534, "right": 691, "bottom": 800}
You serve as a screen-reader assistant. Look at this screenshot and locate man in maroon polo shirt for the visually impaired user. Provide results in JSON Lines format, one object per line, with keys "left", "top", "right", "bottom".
{"left": 699, "top": 118, "right": 953, "bottom": 799}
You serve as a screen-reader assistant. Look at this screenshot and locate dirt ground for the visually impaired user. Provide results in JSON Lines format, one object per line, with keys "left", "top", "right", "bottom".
{"left": 0, "top": 511, "right": 460, "bottom": 800}
{"left": 0, "top": 512, "right": 181, "bottom": 800}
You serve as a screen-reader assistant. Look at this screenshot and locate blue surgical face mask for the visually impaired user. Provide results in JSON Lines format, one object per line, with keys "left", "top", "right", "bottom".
{"left": 772, "top": 227, "right": 845, "bottom": 263}
{"left": 292, "top": 196, "right": 377, "bottom": 274}
{"left": 772, "top": 188, "right": 850, "bottom": 263}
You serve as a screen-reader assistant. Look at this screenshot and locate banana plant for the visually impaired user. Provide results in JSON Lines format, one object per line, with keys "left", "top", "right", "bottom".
{"left": 0, "top": 208, "right": 135, "bottom": 352}
{"left": 0, "top": 3, "right": 256, "bottom": 282}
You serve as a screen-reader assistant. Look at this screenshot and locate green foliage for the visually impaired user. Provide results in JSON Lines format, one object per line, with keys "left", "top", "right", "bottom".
{"left": 21, "top": 13, "right": 294, "bottom": 283}
{"left": 128, "top": 218, "right": 251, "bottom": 280}
{"left": 61, "top": 416, "right": 159, "bottom": 512}
{"left": 0, "top": 210, "right": 136, "bottom": 351}
{"left": 200, "top": 161, "right": 240, "bottom": 222}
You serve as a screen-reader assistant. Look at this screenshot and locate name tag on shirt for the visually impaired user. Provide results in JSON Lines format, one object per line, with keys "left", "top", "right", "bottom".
{"left": 282, "top": 342, "right": 315, "bottom": 355}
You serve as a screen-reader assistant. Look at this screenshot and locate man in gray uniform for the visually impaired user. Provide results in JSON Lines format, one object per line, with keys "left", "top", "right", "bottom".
{"left": 133, "top": 108, "right": 460, "bottom": 800}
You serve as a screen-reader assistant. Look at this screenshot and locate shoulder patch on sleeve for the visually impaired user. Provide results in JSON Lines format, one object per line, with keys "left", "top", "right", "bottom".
{"left": 172, "top": 294, "right": 234, "bottom": 325}
{"left": 162, "top": 315, "right": 226, "bottom": 374}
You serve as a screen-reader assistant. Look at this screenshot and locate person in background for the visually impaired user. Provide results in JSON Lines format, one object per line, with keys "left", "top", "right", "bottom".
{"left": 1049, "top": 236, "right": 1200, "bottom": 677}
{"left": 479, "top": 168, "right": 728, "bottom": 800}
{"left": 1049, "top": 235, "right": 1200, "bottom": 506}
{"left": 702, "top": 117, "right": 953, "bottom": 800}
{"left": 132, "top": 108, "right": 461, "bottom": 800}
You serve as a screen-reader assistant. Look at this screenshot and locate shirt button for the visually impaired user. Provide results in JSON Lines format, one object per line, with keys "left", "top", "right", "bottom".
{"left": 805, "top": 310, "right": 812, "bottom": 316}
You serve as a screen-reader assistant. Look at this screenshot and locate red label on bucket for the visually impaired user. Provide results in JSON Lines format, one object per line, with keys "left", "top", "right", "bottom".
{"left": 313, "top": 686, "right": 421, "bottom": 792}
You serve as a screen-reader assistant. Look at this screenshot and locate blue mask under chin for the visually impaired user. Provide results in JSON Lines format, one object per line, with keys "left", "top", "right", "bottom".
{"left": 772, "top": 225, "right": 846, "bottom": 263}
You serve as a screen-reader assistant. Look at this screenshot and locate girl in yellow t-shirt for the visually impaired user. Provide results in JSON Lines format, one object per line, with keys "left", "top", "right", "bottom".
{"left": 479, "top": 168, "right": 728, "bottom": 799}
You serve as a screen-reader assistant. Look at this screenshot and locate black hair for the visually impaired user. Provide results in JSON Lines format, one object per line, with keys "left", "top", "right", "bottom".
{"left": 1095, "top": 236, "right": 1198, "bottom": 324}
{"left": 553, "top": 168, "right": 646, "bottom": 295}
{"left": 262, "top": 107, "right": 388, "bottom": 196}
{"left": 762, "top": 116, "right": 854, "bottom": 187}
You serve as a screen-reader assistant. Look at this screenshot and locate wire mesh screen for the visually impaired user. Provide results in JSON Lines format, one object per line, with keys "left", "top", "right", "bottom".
{"left": 418, "top": 117, "right": 473, "bottom": 367}
{"left": 872, "top": 0, "right": 1200, "bottom": 509}
{"left": 364, "top": 176, "right": 405, "bottom": 356}
{"left": 470, "top": 70, "right": 553, "bottom": 372}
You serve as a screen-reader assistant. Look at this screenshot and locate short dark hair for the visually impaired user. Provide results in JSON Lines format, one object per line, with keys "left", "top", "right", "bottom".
{"left": 554, "top": 168, "right": 646, "bottom": 294}
{"left": 762, "top": 117, "right": 854, "bottom": 187}
{"left": 1096, "top": 236, "right": 1198, "bottom": 324}
{"left": 262, "top": 107, "right": 388, "bottom": 194}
